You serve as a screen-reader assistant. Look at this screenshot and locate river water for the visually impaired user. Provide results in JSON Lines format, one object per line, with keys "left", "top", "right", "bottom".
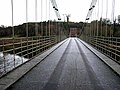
{"left": 0, "top": 52, "right": 28, "bottom": 76}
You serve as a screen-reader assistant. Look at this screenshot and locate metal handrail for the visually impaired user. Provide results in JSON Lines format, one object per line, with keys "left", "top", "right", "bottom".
{"left": 82, "top": 36, "right": 120, "bottom": 63}
{"left": 0, "top": 35, "right": 58, "bottom": 77}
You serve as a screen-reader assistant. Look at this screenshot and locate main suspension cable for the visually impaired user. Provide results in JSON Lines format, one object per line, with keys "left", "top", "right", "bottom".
{"left": 80, "top": 0, "right": 97, "bottom": 36}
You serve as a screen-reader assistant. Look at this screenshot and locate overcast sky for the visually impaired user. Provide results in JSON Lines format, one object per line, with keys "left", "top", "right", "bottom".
{"left": 0, "top": 0, "right": 120, "bottom": 26}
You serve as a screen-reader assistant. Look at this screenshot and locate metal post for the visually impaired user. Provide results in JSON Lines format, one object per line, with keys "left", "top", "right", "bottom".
{"left": 32, "top": 37, "right": 34, "bottom": 57}
{"left": 115, "top": 38, "right": 117, "bottom": 60}
{"left": 21, "top": 38, "right": 23, "bottom": 63}
{"left": 56, "top": 21, "right": 58, "bottom": 43}
{"left": 60, "top": 22, "right": 61, "bottom": 41}
{"left": 2, "top": 39, "right": 6, "bottom": 73}
{"left": 58, "top": 22, "right": 60, "bottom": 42}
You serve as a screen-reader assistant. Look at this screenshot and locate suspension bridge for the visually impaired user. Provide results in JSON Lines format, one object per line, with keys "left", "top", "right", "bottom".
{"left": 0, "top": 0, "right": 120, "bottom": 90}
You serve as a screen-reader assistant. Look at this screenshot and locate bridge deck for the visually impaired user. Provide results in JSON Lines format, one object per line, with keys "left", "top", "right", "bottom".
{"left": 6, "top": 38, "right": 120, "bottom": 90}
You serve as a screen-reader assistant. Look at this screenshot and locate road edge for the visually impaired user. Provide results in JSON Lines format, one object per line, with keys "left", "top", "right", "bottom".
{"left": 78, "top": 38, "right": 120, "bottom": 76}
{"left": 0, "top": 38, "right": 68, "bottom": 90}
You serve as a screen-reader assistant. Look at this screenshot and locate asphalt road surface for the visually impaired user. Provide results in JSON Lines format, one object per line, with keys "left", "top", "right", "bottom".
{"left": 7, "top": 38, "right": 120, "bottom": 90}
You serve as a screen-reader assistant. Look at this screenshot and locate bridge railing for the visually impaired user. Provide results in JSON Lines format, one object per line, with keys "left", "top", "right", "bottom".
{"left": 81, "top": 36, "right": 120, "bottom": 63}
{"left": 0, "top": 35, "right": 59, "bottom": 77}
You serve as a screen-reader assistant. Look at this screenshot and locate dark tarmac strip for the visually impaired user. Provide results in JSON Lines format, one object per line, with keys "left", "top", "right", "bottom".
{"left": 7, "top": 38, "right": 120, "bottom": 90}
